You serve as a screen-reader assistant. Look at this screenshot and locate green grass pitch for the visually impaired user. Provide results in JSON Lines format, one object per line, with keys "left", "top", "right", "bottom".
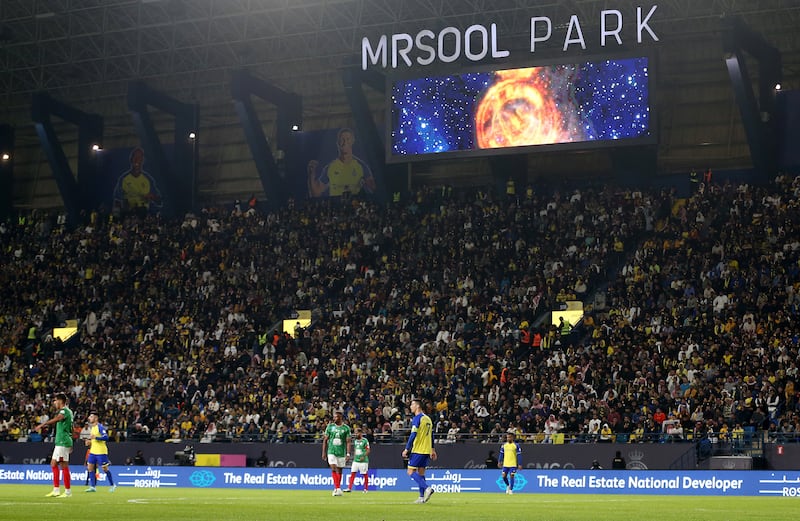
{"left": 3, "top": 485, "right": 797, "bottom": 521}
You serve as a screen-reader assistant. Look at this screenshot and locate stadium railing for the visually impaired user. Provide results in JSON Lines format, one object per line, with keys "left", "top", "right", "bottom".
{"left": 136, "top": 430, "right": 777, "bottom": 446}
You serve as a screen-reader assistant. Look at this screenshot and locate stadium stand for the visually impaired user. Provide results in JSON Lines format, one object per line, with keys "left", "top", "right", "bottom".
{"left": 1, "top": 174, "right": 798, "bottom": 461}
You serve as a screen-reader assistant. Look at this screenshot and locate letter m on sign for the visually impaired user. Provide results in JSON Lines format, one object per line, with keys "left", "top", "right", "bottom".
{"left": 362, "top": 36, "right": 388, "bottom": 70}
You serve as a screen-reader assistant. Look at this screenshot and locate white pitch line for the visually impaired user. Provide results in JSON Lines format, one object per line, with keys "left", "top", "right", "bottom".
{"left": 127, "top": 497, "right": 188, "bottom": 503}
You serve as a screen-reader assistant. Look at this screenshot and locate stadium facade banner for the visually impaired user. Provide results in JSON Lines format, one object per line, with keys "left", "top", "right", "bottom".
{"left": 97, "top": 145, "right": 171, "bottom": 214}
{"left": 362, "top": 5, "right": 659, "bottom": 70}
{"left": 1, "top": 465, "right": 799, "bottom": 497}
{"left": 286, "top": 128, "right": 379, "bottom": 200}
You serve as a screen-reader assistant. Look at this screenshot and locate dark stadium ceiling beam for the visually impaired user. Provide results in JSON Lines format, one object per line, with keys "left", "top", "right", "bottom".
{"left": 31, "top": 91, "right": 104, "bottom": 225}
{"left": 231, "top": 69, "right": 302, "bottom": 207}
{"left": 722, "top": 16, "right": 781, "bottom": 180}
{"left": 127, "top": 79, "right": 199, "bottom": 216}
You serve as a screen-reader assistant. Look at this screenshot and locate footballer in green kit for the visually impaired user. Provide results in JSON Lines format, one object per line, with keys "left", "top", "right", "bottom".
{"left": 322, "top": 409, "right": 351, "bottom": 496}
{"left": 34, "top": 392, "right": 74, "bottom": 498}
{"left": 346, "top": 427, "right": 370, "bottom": 493}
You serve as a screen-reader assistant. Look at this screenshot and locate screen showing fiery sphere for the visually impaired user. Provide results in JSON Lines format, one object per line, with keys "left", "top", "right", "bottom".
{"left": 390, "top": 57, "right": 650, "bottom": 158}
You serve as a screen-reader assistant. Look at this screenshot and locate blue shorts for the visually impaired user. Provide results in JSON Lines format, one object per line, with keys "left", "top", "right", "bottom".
{"left": 407, "top": 453, "right": 430, "bottom": 469}
{"left": 87, "top": 453, "right": 111, "bottom": 467}
{"left": 501, "top": 466, "right": 518, "bottom": 475}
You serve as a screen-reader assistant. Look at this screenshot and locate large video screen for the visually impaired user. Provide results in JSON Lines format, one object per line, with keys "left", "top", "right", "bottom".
{"left": 389, "top": 56, "right": 652, "bottom": 161}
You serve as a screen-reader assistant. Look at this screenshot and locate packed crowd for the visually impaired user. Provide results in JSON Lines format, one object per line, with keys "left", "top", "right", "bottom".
{"left": 0, "top": 175, "right": 798, "bottom": 447}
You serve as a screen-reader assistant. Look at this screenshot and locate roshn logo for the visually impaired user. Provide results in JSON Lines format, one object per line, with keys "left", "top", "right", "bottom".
{"left": 495, "top": 473, "right": 528, "bottom": 491}
{"left": 626, "top": 450, "right": 648, "bottom": 470}
{"left": 189, "top": 470, "right": 216, "bottom": 488}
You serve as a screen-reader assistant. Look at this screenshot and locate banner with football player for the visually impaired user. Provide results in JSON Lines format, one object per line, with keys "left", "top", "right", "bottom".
{"left": 287, "top": 128, "right": 377, "bottom": 200}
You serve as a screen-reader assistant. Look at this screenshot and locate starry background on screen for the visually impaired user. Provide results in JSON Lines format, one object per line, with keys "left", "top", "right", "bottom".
{"left": 390, "top": 57, "right": 650, "bottom": 156}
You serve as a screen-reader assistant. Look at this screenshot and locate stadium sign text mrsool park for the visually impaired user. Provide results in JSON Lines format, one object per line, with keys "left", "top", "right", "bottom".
{"left": 2, "top": 465, "right": 800, "bottom": 497}
{"left": 362, "top": 4, "right": 660, "bottom": 70}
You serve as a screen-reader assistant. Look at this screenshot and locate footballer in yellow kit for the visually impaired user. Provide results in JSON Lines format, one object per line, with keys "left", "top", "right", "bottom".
{"left": 85, "top": 411, "right": 116, "bottom": 492}
{"left": 499, "top": 432, "right": 522, "bottom": 494}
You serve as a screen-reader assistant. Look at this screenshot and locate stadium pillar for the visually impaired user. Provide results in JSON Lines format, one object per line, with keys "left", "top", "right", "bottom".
{"left": 231, "top": 69, "right": 302, "bottom": 209}
{"left": 722, "top": 17, "right": 781, "bottom": 181}
{"left": 611, "top": 147, "right": 657, "bottom": 188}
{"left": 127, "top": 80, "right": 198, "bottom": 217}
{"left": 31, "top": 92, "right": 104, "bottom": 226}
{"left": 775, "top": 90, "right": 800, "bottom": 171}
{"left": 489, "top": 155, "right": 527, "bottom": 198}
{"left": 0, "top": 125, "right": 13, "bottom": 220}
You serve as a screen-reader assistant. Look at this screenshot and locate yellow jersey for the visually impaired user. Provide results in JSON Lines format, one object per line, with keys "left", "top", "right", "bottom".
{"left": 409, "top": 413, "right": 433, "bottom": 455}
{"left": 500, "top": 441, "right": 521, "bottom": 468}
{"left": 89, "top": 424, "right": 110, "bottom": 455}
{"left": 121, "top": 173, "right": 152, "bottom": 208}
{"left": 324, "top": 158, "right": 366, "bottom": 196}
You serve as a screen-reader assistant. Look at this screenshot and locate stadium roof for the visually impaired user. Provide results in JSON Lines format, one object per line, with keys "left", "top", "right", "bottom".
{"left": 1, "top": 0, "right": 797, "bottom": 101}
{"left": 1, "top": 0, "right": 799, "bottom": 205}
